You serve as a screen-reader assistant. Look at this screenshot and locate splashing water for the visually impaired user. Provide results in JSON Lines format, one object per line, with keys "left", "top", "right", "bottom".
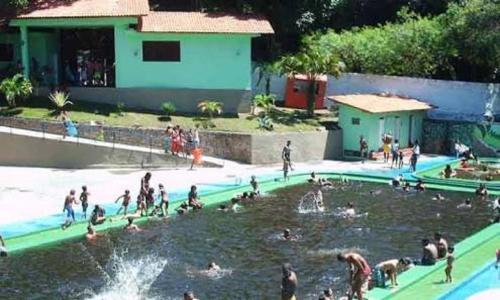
{"left": 298, "top": 191, "right": 325, "bottom": 214}
{"left": 86, "top": 250, "right": 167, "bottom": 300}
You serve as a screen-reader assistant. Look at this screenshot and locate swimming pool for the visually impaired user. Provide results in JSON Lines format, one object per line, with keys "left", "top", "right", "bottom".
{"left": 1, "top": 181, "right": 494, "bottom": 299}
{"left": 439, "top": 261, "right": 500, "bottom": 300}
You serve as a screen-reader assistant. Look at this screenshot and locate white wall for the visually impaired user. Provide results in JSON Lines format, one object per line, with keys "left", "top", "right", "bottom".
{"left": 252, "top": 72, "right": 500, "bottom": 122}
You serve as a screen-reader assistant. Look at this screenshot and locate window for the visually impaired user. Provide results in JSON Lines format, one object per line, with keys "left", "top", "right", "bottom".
{"left": 142, "top": 41, "right": 180, "bottom": 62}
{"left": 351, "top": 118, "right": 360, "bottom": 125}
{"left": 0, "top": 44, "right": 14, "bottom": 61}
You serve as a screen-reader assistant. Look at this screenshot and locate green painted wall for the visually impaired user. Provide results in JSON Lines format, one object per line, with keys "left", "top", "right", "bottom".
{"left": 0, "top": 32, "right": 21, "bottom": 70}
{"left": 28, "top": 31, "right": 59, "bottom": 85}
{"left": 114, "top": 24, "right": 253, "bottom": 90}
{"left": 338, "top": 104, "right": 426, "bottom": 154}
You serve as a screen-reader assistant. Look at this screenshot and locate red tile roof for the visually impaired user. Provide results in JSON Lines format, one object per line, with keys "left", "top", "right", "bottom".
{"left": 16, "top": 0, "right": 149, "bottom": 18}
{"left": 139, "top": 11, "right": 274, "bottom": 34}
{"left": 329, "top": 94, "right": 432, "bottom": 113}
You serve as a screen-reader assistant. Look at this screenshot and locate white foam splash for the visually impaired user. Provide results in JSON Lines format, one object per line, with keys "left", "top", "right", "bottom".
{"left": 86, "top": 250, "right": 167, "bottom": 300}
{"left": 298, "top": 191, "right": 325, "bottom": 214}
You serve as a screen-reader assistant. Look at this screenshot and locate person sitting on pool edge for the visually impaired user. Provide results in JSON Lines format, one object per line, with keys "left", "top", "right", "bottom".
{"left": 250, "top": 175, "right": 260, "bottom": 195}
{"left": 402, "top": 182, "right": 411, "bottom": 192}
{"left": 434, "top": 232, "right": 449, "bottom": 259}
{"left": 188, "top": 185, "right": 203, "bottom": 210}
{"left": 442, "top": 164, "right": 456, "bottom": 179}
{"left": 415, "top": 179, "right": 426, "bottom": 192}
{"left": 218, "top": 195, "right": 243, "bottom": 212}
{"left": 421, "top": 239, "right": 438, "bottom": 266}
{"left": 475, "top": 184, "right": 488, "bottom": 197}
{"left": 90, "top": 205, "right": 106, "bottom": 226}
{"left": 374, "top": 258, "right": 412, "bottom": 287}
{"left": 392, "top": 174, "right": 404, "bottom": 187}
{"left": 308, "top": 172, "right": 319, "bottom": 183}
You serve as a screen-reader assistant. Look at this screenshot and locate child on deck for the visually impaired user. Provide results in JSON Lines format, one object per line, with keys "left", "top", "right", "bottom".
{"left": 398, "top": 151, "right": 404, "bottom": 169}
{"left": 250, "top": 175, "right": 260, "bottom": 194}
{"left": 445, "top": 247, "right": 455, "bottom": 283}
{"left": 115, "top": 190, "right": 131, "bottom": 215}
{"left": 80, "top": 185, "right": 90, "bottom": 219}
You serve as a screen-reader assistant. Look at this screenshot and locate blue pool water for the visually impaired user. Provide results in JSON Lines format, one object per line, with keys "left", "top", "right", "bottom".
{"left": 439, "top": 261, "right": 500, "bottom": 300}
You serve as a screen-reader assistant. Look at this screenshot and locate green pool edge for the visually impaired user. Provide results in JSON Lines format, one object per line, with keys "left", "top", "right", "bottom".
{"left": 366, "top": 223, "right": 499, "bottom": 300}
{"left": 3, "top": 169, "right": 499, "bottom": 300}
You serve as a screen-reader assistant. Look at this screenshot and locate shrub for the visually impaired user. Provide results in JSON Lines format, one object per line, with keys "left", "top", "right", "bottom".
{"left": 197, "top": 100, "right": 223, "bottom": 119}
{"left": 48, "top": 91, "right": 72, "bottom": 113}
{"left": 0, "top": 74, "right": 33, "bottom": 108}
{"left": 253, "top": 94, "right": 276, "bottom": 114}
{"left": 257, "top": 114, "right": 274, "bottom": 131}
{"left": 161, "top": 102, "right": 176, "bottom": 117}
{"left": 116, "top": 101, "right": 126, "bottom": 116}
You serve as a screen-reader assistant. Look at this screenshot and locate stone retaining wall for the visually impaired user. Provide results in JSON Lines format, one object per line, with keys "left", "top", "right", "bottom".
{"left": 0, "top": 117, "right": 341, "bottom": 164}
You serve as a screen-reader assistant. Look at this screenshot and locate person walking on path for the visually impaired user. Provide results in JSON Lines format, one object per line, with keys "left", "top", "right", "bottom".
{"left": 282, "top": 140, "right": 293, "bottom": 171}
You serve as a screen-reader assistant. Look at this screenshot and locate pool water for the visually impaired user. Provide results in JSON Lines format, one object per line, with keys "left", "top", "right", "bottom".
{"left": 439, "top": 261, "right": 500, "bottom": 300}
{"left": 0, "top": 181, "right": 494, "bottom": 299}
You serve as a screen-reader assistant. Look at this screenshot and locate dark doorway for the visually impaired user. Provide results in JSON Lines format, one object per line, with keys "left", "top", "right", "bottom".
{"left": 60, "top": 28, "right": 115, "bottom": 87}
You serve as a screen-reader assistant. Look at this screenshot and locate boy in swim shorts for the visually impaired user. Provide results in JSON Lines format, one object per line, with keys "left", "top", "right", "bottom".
{"left": 337, "top": 252, "right": 371, "bottom": 300}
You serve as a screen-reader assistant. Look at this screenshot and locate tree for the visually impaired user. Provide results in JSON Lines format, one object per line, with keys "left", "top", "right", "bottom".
{"left": 0, "top": 74, "right": 33, "bottom": 108}
{"left": 441, "top": 0, "right": 500, "bottom": 81}
{"left": 278, "top": 36, "right": 343, "bottom": 116}
{"left": 255, "top": 61, "right": 280, "bottom": 95}
{"left": 197, "top": 100, "right": 223, "bottom": 126}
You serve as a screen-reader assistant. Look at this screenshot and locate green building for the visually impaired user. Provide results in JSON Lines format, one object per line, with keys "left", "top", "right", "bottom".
{"left": 0, "top": 0, "right": 273, "bottom": 113}
{"left": 329, "top": 94, "right": 432, "bottom": 157}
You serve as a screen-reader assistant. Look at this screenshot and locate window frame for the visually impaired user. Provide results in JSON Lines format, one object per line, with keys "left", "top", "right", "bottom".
{"left": 351, "top": 117, "right": 361, "bottom": 125}
{"left": 142, "top": 41, "right": 181, "bottom": 62}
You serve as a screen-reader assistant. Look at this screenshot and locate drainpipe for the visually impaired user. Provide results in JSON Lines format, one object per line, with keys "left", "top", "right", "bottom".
{"left": 20, "top": 26, "right": 30, "bottom": 79}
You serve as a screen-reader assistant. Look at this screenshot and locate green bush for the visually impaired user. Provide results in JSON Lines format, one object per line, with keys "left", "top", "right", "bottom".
{"left": 0, "top": 74, "right": 33, "bottom": 108}
{"left": 161, "top": 102, "right": 176, "bottom": 117}
{"left": 116, "top": 101, "right": 126, "bottom": 116}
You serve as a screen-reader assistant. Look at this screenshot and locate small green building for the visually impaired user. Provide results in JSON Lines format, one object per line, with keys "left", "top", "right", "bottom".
{"left": 0, "top": 0, "right": 273, "bottom": 113}
{"left": 329, "top": 94, "right": 432, "bottom": 157}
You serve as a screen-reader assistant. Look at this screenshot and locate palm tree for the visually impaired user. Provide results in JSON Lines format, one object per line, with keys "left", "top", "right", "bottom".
{"left": 278, "top": 37, "right": 344, "bottom": 116}
{"left": 197, "top": 100, "right": 223, "bottom": 120}
{"left": 48, "top": 91, "right": 73, "bottom": 114}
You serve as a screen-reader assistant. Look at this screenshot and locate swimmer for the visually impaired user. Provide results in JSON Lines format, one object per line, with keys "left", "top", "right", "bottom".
{"left": 345, "top": 202, "right": 356, "bottom": 217}
{"left": 415, "top": 179, "right": 425, "bottom": 192}
{"left": 283, "top": 228, "right": 292, "bottom": 241}
{"left": 337, "top": 252, "right": 371, "bottom": 300}
{"left": 421, "top": 239, "right": 438, "bottom": 266}
{"left": 123, "top": 217, "right": 141, "bottom": 232}
{"left": 457, "top": 199, "right": 472, "bottom": 209}
{"left": 475, "top": 184, "right": 488, "bottom": 197}
{"left": 392, "top": 174, "right": 403, "bottom": 187}
{"left": 281, "top": 263, "right": 298, "bottom": 300}
{"left": 207, "top": 262, "right": 221, "bottom": 271}
{"left": 369, "top": 189, "right": 382, "bottom": 196}
{"left": 442, "top": 164, "right": 456, "bottom": 179}
{"left": 183, "top": 291, "right": 199, "bottom": 300}
{"left": 402, "top": 182, "right": 411, "bottom": 192}
{"left": 432, "top": 193, "right": 445, "bottom": 201}
{"left": 115, "top": 190, "right": 131, "bottom": 216}
{"left": 321, "top": 289, "right": 333, "bottom": 300}
{"left": 319, "top": 178, "right": 333, "bottom": 187}
{"left": 149, "top": 205, "right": 162, "bottom": 217}
{"left": 308, "top": 172, "right": 319, "bottom": 183}
{"left": 85, "top": 225, "right": 99, "bottom": 241}
{"left": 177, "top": 202, "right": 189, "bottom": 215}
{"left": 0, "top": 234, "right": 7, "bottom": 257}
{"left": 250, "top": 175, "right": 260, "bottom": 194}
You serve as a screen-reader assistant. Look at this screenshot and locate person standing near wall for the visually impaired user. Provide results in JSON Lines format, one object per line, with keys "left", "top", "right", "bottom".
{"left": 410, "top": 140, "right": 420, "bottom": 172}
{"left": 359, "top": 136, "right": 368, "bottom": 163}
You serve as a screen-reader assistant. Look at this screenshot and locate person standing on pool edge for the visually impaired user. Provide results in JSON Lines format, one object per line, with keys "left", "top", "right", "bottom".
{"left": 62, "top": 189, "right": 78, "bottom": 229}
{"left": 140, "top": 172, "right": 152, "bottom": 203}
{"left": 79, "top": 185, "right": 90, "bottom": 219}
{"left": 282, "top": 140, "right": 293, "bottom": 171}
{"left": 337, "top": 252, "right": 371, "bottom": 300}
{"left": 281, "top": 263, "right": 298, "bottom": 300}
